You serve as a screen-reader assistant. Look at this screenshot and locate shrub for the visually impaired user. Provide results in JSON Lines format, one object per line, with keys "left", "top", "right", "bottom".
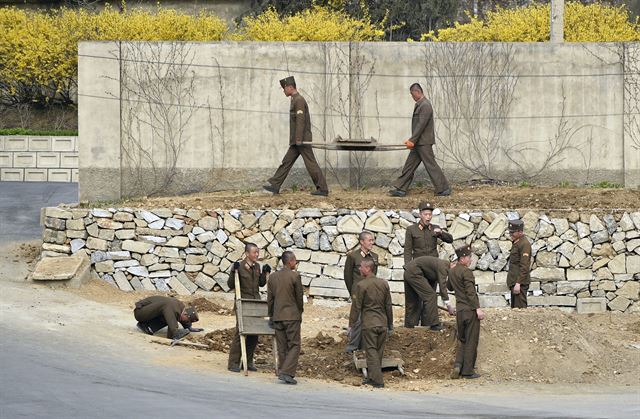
{"left": 423, "top": 2, "right": 640, "bottom": 42}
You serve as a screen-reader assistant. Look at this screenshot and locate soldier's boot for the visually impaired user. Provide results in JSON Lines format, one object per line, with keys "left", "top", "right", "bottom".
{"left": 246, "top": 358, "right": 257, "bottom": 372}
{"left": 462, "top": 373, "right": 481, "bottom": 379}
{"left": 429, "top": 323, "right": 443, "bottom": 331}
{"left": 450, "top": 364, "right": 461, "bottom": 379}
{"left": 388, "top": 189, "right": 407, "bottom": 197}
{"left": 263, "top": 184, "right": 280, "bottom": 194}
{"left": 228, "top": 366, "right": 241, "bottom": 373}
{"left": 310, "top": 190, "right": 328, "bottom": 196}
{"left": 172, "top": 328, "right": 190, "bottom": 341}
{"left": 278, "top": 374, "right": 297, "bottom": 385}
{"left": 136, "top": 322, "right": 153, "bottom": 335}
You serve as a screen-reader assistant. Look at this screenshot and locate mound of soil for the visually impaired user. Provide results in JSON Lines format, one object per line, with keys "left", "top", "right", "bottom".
{"left": 188, "top": 297, "right": 232, "bottom": 315}
{"left": 121, "top": 186, "right": 640, "bottom": 212}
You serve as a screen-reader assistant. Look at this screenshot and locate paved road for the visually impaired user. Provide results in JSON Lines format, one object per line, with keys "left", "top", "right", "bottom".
{"left": 0, "top": 181, "right": 77, "bottom": 244}
{"left": 1, "top": 324, "right": 638, "bottom": 419}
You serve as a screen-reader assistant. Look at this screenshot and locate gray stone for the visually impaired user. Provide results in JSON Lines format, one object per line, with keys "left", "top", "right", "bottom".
{"left": 129, "top": 277, "right": 144, "bottom": 291}
{"left": 608, "top": 296, "right": 631, "bottom": 311}
{"left": 536, "top": 220, "right": 555, "bottom": 238}
{"left": 292, "top": 248, "right": 312, "bottom": 261}
{"left": 365, "top": 211, "right": 393, "bottom": 234}
{"left": 292, "top": 230, "right": 305, "bottom": 248}
{"left": 70, "top": 239, "right": 85, "bottom": 253}
{"left": 550, "top": 218, "right": 569, "bottom": 235}
{"left": 311, "top": 252, "right": 340, "bottom": 265}
{"left": 471, "top": 240, "right": 488, "bottom": 255}
{"left": 598, "top": 280, "right": 617, "bottom": 291}
{"left": 138, "top": 210, "right": 159, "bottom": 224}
{"left": 193, "top": 272, "right": 216, "bottom": 291}
{"left": 198, "top": 216, "right": 219, "bottom": 231}
{"left": 476, "top": 253, "right": 494, "bottom": 270}
{"left": 399, "top": 211, "right": 416, "bottom": 223}
{"left": 616, "top": 281, "right": 639, "bottom": 300}
{"left": 140, "top": 235, "right": 165, "bottom": 244}
{"left": 90, "top": 251, "right": 109, "bottom": 264}
{"left": 298, "top": 262, "right": 321, "bottom": 275}
{"left": 474, "top": 271, "right": 495, "bottom": 284}
{"left": 531, "top": 267, "right": 565, "bottom": 282}
{"left": 576, "top": 298, "right": 607, "bottom": 314}
{"left": 332, "top": 236, "right": 347, "bottom": 253}
{"left": 489, "top": 255, "right": 508, "bottom": 272}
{"left": 275, "top": 229, "right": 294, "bottom": 247}
{"left": 286, "top": 219, "right": 306, "bottom": 234}
{"left": 95, "top": 260, "right": 114, "bottom": 273}
{"left": 546, "top": 235, "right": 562, "bottom": 250}
{"left": 575, "top": 222, "right": 590, "bottom": 239}
{"left": 619, "top": 212, "right": 635, "bottom": 231}
{"left": 309, "top": 287, "right": 349, "bottom": 299}
{"left": 630, "top": 212, "right": 640, "bottom": 229}
{"left": 343, "top": 234, "right": 359, "bottom": 250}
{"left": 113, "top": 212, "right": 134, "bottom": 222}
{"left": 122, "top": 240, "right": 153, "bottom": 254}
{"left": 479, "top": 295, "right": 508, "bottom": 307}
{"left": 567, "top": 269, "right": 592, "bottom": 281}
{"left": 165, "top": 218, "right": 185, "bottom": 230}
{"left": 628, "top": 256, "right": 640, "bottom": 275}
{"left": 337, "top": 215, "right": 364, "bottom": 234}
{"left": 147, "top": 219, "right": 164, "bottom": 230}
{"left": 589, "top": 214, "right": 605, "bottom": 232}
{"left": 192, "top": 226, "right": 205, "bottom": 235}
{"left": 168, "top": 276, "right": 192, "bottom": 296}
{"left": 148, "top": 263, "right": 170, "bottom": 272}
{"left": 45, "top": 217, "right": 66, "bottom": 231}
{"left": 449, "top": 218, "right": 474, "bottom": 240}
{"left": 536, "top": 251, "right": 558, "bottom": 268}
{"left": 477, "top": 283, "right": 510, "bottom": 294}
{"left": 608, "top": 254, "right": 626, "bottom": 274}
{"left": 223, "top": 214, "right": 242, "bottom": 233}
{"left": 127, "top": 266, "right": 149, "bottom": 277}
{"left": 196, "top": 231, "right": 215, "bottom": 243}
{"left": 302, "top": 221, "right": 319, "bottom": 235}
{"left": 164, "top": 236, "right": 189, "bottom": 248}
{"left": 43, "top": 228, "right": 66, "bottom": 245}
{"left": 306, "top": 231, "right": 320, "bottom": 251}
{"left": 86, "top": 237, "right": 108, "bottom": 251}
{"left": 113, "top": 259, "right": 139, "bottom": 268}
{"left": 113, "top": 271, "right": 133, "bottom": 291}
{"left": 375, "top": 234, "right": 392, "bottom": 249}
{"left": 569, "top": 247, "right": 587, "bottom": 267}
{"left": 388, "top": 239, "right": 404, "bottom": 256}
{"left": 319, "top": 234, "right": 332, "bottom": 251}
{"left": 44, "top": 207, "right": 73, "bottom": 220}
{"left": 184, "top": 265, "right": 203, "bottom": 272}
{"left": 556, "top": 280, "right": 589, "bottom": 295}
{"left": 185, "top": 209, "right": 203, "bottom": 221}
{"left": 627, "top": 239, "right": 640, "bottom": 252}
{"left": 319, "top": 216, "right": 337, "bottom": 226}
{"left": 487, "top": 240, "right": 501, "bottom": 258}
{"left": 139, "top": 278, "right": 156, "bottom": 291}
{"left": 590, "top": 230, "right": 609, "bottom": 245}
{"left": 113, "top": 229, "right": 134, "bottom": 240}
{"left": 576, "top": 237, "right": 592, "bottom": 254}
{"left": 91, "top": 209, "right": 112, "bottom": 218}
{"left": 602, "top": 214, "right": 617, "bottom": 235}
{"left": 140, "top": 254, "right": 159, "bottom": 266}
{"left": 484, "top": 215, "right": 508, "bottom": 239}
{"left": 186, "top": 254, "right": 208, "bottom": 265}
{"left": 311, "top": 276, "right": 347, "bottom": 289}
{"left": 66, "top": 219, "right": 85, "bottom": 230}
{"left": 296, "top": 208, "right": 323, "bottom": 218}
{"left": 529, "top": 295, "right": 576, "bottom": 307}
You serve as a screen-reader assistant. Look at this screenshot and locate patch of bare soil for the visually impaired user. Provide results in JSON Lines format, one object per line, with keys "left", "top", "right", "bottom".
{"left": 189, "top": 297, "right": 232, "bottom": 315}
{"left": 13, "top": 241, "right": 40, "bottom": 266}
{"left": 120, "top": 186, "right": 640, "bottom": 213}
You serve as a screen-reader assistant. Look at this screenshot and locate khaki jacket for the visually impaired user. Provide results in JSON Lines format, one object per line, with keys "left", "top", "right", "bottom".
{"left": 344, "top": 247, "right": 379, "bottom": 296}
{"left": 267, "top": 267, "right": 304, "bottom": 321}
{"left": 507, "top": 237, "right": 532, "bottom": 287}
{"left": 446, "top": 264, "right": 480, "bottom": 312}
{"left": 404, "top": 256, "right": 450, "bottom": 302}
{"left": 227, "top": 258, "right": 266, "bottom": 300}
{"left": 349, "top": 276, "right": 393, "bottom": 330}
{"left": 133, "top": 296, "right": 184, "bottom": 339}
{"left": 290, "top": 93, "right": 312, "bottom": 144}
{"left": 409, "top": 97, "right": 436, "bottom": 146}
{"left": 404, "top": 222, "right": 453, "bottom": 264}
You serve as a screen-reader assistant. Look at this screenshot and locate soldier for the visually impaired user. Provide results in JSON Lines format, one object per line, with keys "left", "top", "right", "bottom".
{"left": 263, "top": 76, "right": 329, "bottom": 196}
{"left": 268, "top": 251, "right": 304, "bottom": 385}
{"left": 227, "top": 242, "right": 271, "bottom": 373}
{"left": 344, "top": 231, "right": 379, "bottom": 353}
{"left": 389, "top": 83, "right": 451, "bottom": 197}
{"left": 447, "top": 245, "right": 485, "bottom": 379}
{"left": 507, "top": 219, "right": 532, "bottom": 308}
{"left": 403, "top": 255, "right": 455, "bottom": 330}
{"left": 133, "top": 296, "right": 200, "bottom": 340}
{"left": 349, "top": 259, "right": 393, "bottom": 388}
{"left": 403, "top": 201, "right": 453, "bottom": 327}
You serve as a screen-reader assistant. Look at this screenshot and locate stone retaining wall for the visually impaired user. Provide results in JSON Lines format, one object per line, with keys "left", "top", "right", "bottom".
{"left": 39, "top": 206, "right": 640, "bottom": 313}
{"left": 0, "top": 136, "right": 78, "bottom": 182}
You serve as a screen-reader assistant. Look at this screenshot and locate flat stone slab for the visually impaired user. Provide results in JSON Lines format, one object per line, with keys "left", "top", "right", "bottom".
{"left": 31, "top": 256, "right": 90, "bottom": 288}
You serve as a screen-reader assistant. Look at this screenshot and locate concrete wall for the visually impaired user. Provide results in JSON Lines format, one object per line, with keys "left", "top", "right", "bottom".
{"left": 78, "top": 41, "right": 640, "bottom": 201}
{"left": 39, "top": 205, "right": 640, "bottom": 313}
{"left": 0, "top": 136, "right": 78, "bottom": 182}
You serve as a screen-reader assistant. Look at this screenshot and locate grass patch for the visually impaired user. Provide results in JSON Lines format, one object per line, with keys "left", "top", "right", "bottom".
{"left": 590, "top": 181, "right": 623, "bottom": 189}
{"left": 0, "top": 128, "right": 77, "bottom": 136}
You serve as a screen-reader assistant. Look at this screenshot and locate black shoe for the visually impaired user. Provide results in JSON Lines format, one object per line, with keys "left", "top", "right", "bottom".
{"left": 136, "top": 322, "right": 153, "bottom": 335}
{"left": 429, "top": 324, "right": 443, "bottom": 331}
{"left": 263, "top": 184, "right": 280, "bottom": 194}
{"left": 228, "top": 366, "right": 241, "bottom": 373}
{"left": 450, "top": 365, "right": 461, "bottom": 379}
{"left": 371, "top": 382, "right": 384, "bottom": 388}
{"left": 436, "top": 188, "right": 452, "bottom": 196}
{"left": 462, "top": 373, "right": 481, "bottom": 379}
{"left": 247, "top": 364, "right": 258, "bottom": 372}
{"left": 173, "top": 328, "right": 190, "bottom": 340}
{"left": 388, "top": 189, "right": 407, "bottom": 197}
{"left": 310, "top": 190, "right": 329, "bottom": 196}
{"left": 278, "top": 374, "right": 297, "bottom": 385}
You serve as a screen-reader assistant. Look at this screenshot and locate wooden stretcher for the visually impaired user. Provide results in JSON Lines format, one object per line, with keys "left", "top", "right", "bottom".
{"left": 234, "top": 271, "right": 279, "bottom": 376}
{"left": 352, "top": 349, "right": 405, "bottom": 379}
{"left": 308, "top": 136, "right": 406, "bottom": 152}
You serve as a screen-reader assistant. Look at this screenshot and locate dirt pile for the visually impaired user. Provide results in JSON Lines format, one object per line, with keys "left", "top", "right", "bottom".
{"left": 120, "top": 186, "right": 640, "bottom": 212}
{"left": 188, "top": 297, "right": 232, "bottom": 315}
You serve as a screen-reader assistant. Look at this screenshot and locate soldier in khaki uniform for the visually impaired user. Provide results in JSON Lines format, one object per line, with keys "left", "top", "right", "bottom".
{"left": 403, "top": 256, "right": 454, "bottom": 330}
{"left": 227, "top": 243, "right": 270, "bottom": 373}
{"left": 133, "top": 296, "right": 200, "bottom": 340}
{"left": 389, "top": 83, "right": 451, "bottom": 197}
{"left": 349, "top": 259, "right": 393, "bottom": 388}
{"left": 344, "top": 231, "right": 379, "bottom": 353}
{"left": 447, "top": 245, "right": 485, "bottom": 379}
{"left": 507, "top": 219, "right": 532, "bottom": 308}
{"left": 403, "top": 201, "right": 453, "bottom": 327}
{"left": 264, "top": 76, "right": 329, "bottom": 196}
{"left": 268, "top": 251, "right": 304, "bottom": 385}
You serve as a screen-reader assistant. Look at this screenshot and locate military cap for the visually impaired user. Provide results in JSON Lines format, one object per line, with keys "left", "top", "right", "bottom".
{"left": 185, "top": 307, "right": 199, "bottom": 323}
{"left": 418, "top": 201, "right": 434, "bottom": 211}
{"left": 279, "top": 76, "right": 296, "bottom": 88}
{"left": 455, "top": 245, "right": 472, "bottom": 258}
{"left": 508, "top": 219, "right": 524, "bottom": 232}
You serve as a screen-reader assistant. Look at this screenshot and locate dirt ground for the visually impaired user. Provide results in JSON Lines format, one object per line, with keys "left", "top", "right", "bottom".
{"left": 120, "top": 186, "right": 640, "bottom": 213}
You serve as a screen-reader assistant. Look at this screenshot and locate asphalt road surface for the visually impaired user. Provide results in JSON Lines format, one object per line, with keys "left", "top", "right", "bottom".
{"left": 0, "top": 181, "right": 78, "bottom": 244}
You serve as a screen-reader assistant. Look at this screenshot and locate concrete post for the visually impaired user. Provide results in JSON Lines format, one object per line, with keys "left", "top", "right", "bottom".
{"left": 550, "top": 0, "right": 565, "bottom": 42}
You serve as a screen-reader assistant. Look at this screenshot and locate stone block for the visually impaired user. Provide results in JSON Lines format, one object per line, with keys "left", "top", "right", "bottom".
{"left": 616, "top": 281, "right": 639, "bottom": 300}
{"left": 31, "top": 255, "right": 90, "bottom": 289}
{"left": 484, "top": 214, "right": 507, "bottom": 239}
{"left": 1, "top": 168, "right": 24, "bottom": 181}
{"left": 296, "top": 208, "right": 323, "bottom": 218}
{"left": 112, "top": 271, "right": 133, "bottom": 291}
{"left": 627, "top": 256, "right": 640, "bottom": 276}
{"left": 556, "top": 280, "right": 589, "bottom": 295}
{"left": 129, "top": 277, "right": 144, "bottom": 291}
{"left": 213, "top": 273, "right": 230, "bottom": 292}
{"left": 86, "top": 237, "right": 108, "bottom": 251}
{"left": 71, "top": 169, "right": 79, "bottom": 183}
{"left": 127, "top": 266, "right": 149, "bottom": 277}
{"left": 529, "top": 295, "right": 576, "bottom": 307}
{"left": 292, "top": 248, "right": 312, "bottom": 261}
{"left": 576, "top": 298, "right": 607, "bottom": 314}
{"left": 322, "top": 265, "right": 344, "bottom": 279}
{"left": 24, "top": 169, "right": 48, "bottom": 181}
{"left": 311, "top": 277, "right": 347, "bottom": 290}
{"left": 42, "top": 243, "right": 70, "bottom": 254}
{"left": 0, "top": 152, "right": 11, "bottom": 167}
{"left": 13, "top": 152, "right": 36, "bottom": 168}
{"left": 479, "top": 295, "right": 508, "bottom": 308}
{"left": 608, "top": 296, "right": 631, "bottom": 311}
{"left": 167, "top": 276, "right": 192, "bottom": 296}
{"left": 28, "top": 137, "right": 51, "bottom": 151}
{"left": 449, "top": 217, "right": 475, "bottom": 240}
{"left": 51, "top": 137, "right": 75, "bottom": 152}
{"left": 60, "top": 153, "right": 79, "bottom": 168}
{"left": 309, "top": 287, "right": 349, "bottom": 299}
{"left": 473, "top": 271, "right": 495, "bottom": 284}
{"left": 337, "top": 215, "right": 364, "bottom": 234}
{"left": 608, "top": 254, "right": 626, "bottom": 274}
{"left": 176, "top": 272, "right": 198, "bottom": 294}
{"left": 477, "top": 283, "right": 509, "bottom": 294}
{"left": 388, "top": 280, "right": 404, "bottom": 293}
{"left": 365, "top": 211, "right": 393, "bottom": 234}
{"left": 4, "top": 137, "right": 27, "bottom": 151}
{"left": 194, "top": 272, "right": 216, "bottom": 291}
{"left": 47, "top": 169, "right": 71, "bottom": 182}
{"left": 140, "top": 278, "right": 156, "bottom": 291}
{"left": 311, "top": 252, "right": 341, "bottom": 265}
{"left": 36, "top": 153, "right": 60, "bottom": 168}
{"left": 115, "top": 229, "right": 135, "bottom": 240}
{"left": 531, "top": 267, "right": 565, "bottom": 282}
{"left": 95, "top": 260, "right": 115, "bottom": 273}
{"left": 567, "top": 269, "right": 592, "bottom": 281}
{"left": 122, "top": 240, "right": 153, "bottom": 254}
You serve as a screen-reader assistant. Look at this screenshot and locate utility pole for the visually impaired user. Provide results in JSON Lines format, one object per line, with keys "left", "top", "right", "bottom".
{"left": 550, "top": 0, "right": 565, "bottom": 42}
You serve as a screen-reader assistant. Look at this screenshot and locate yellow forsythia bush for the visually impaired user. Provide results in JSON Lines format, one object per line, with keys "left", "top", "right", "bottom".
{"left": 0, "top": 6, "right": 228, "bottom": 104}
{"left": 233, "top": 6, "right": 385, "bottom": 41}
{"left": 423, "top": 2, "right": 640, "bottom": 42}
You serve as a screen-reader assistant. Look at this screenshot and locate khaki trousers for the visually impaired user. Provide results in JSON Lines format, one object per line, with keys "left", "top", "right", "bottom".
{"left": 275, "top": 320, "right": 301, "bottom": 377}
{"left": 454, "top": 310, "right": 480, "bottom": 376}
{"left": 228, "top": 326, "right": 259, "bottom": 369}
{"left": 268, "top": 145, "right": 328, "bottom": 192}
{"left": 403, "top": 272, "right": 439, "bottom": 328}
{"left": 392, "top": 145, "right": 449, "bottom": 194}
{"left": 510, "top": 285, "right": 529, "bottom": 308}
{"left": 362, "top": 326, "right": 387, "bottom": 386}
